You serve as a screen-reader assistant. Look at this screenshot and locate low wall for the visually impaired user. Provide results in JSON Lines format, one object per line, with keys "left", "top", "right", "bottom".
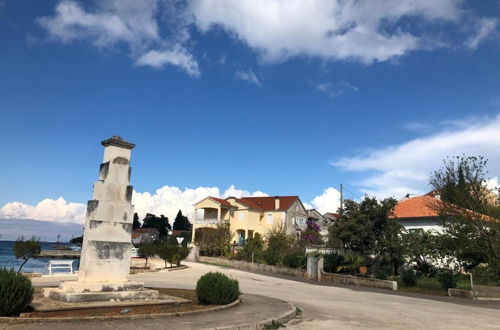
{"left": 198, "top": 257, "right": 307, "bottom": 279}
{"left": 319, "top": 270, "right": 397, "bottom": 291}
{"left": 449, "top": 285, "right": 500, "bottom": 300}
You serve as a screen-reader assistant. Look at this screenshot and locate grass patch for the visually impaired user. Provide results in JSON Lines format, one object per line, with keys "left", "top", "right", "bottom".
{"left": 397, "top": 275, "right": 471, "bottom": 296}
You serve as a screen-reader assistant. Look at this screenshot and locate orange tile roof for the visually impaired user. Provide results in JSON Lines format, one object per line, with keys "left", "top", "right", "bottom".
{"left": 389, "top": 195, "right": 440, "bottom": 219}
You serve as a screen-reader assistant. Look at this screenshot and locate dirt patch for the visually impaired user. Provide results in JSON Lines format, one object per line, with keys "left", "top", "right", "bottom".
{"left": 22, "top": 288, "right": 215, "bottom": 318}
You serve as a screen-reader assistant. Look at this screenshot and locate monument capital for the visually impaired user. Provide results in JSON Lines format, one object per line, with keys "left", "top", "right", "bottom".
{"left": 101, "top": 136, "right": 135, "bottom": 149}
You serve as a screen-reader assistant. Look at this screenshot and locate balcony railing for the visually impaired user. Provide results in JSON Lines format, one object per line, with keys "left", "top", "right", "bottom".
{"left": 194, "top": 218, "right": 220, "bottom": 225}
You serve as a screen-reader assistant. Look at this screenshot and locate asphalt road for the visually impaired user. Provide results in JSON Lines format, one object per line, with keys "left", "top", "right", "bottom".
{"left": 32, "top": 261, "right": 500, "bottom": 329}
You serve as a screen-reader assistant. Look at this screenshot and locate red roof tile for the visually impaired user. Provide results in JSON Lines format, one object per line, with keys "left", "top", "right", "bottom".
{"left": 237, "top": 196, "right": 299, "bottom": 211}
{"left": 208, "top": 197, "right": 232, "bottom": 207}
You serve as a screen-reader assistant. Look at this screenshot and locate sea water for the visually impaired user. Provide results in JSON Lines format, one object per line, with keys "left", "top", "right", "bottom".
{"left": 0, "top": 240, "right": 79, "bottom": 274}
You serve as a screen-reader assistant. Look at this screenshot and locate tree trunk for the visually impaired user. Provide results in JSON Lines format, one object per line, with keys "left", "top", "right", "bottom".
{"left": 18, "top": 258, "right": 29, "bottom": 273}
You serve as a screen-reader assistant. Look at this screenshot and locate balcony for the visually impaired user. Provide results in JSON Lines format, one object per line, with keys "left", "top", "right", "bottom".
{"left": 194, "top": 218, "right": 220, "bottom": 225}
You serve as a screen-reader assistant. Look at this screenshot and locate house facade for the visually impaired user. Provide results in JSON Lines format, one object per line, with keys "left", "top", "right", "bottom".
{"left": 131, "top": 228, "right": 160, "bottom": 245}
{"left": 192, "top": 196, "right": 308, "bottom": 245}
{"left": 390, "top": 194, "right": 445, "bottom": 233}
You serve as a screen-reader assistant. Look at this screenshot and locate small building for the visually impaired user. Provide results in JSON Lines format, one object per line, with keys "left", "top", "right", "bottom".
{"left": 389, "top": 193, "right": 444, "bottom": 233}
{"left": 323, "top": 212, "right": 341, "bottom": 224}
{"left": 192, "top": 196, "right": 308, "bottom": 245}
{"left": 132, "top": 228, "right": 160, "bottom": 245}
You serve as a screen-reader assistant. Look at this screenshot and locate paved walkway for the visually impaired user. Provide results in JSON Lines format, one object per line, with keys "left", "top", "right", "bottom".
{"left": 31, "top": 261, "right": 500, "bottom": 329}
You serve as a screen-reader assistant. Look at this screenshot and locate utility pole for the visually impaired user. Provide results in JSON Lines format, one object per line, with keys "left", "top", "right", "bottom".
{"left": 340, "top": 183, "right": 343, "bottom": 212}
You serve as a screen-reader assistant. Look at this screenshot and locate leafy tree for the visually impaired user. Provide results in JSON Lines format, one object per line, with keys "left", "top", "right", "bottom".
{"left": 402, "top": 230, "right": 440, "bottom": 276}
{"left": 329, "top": 197, "right": 404, "bottom": 272}
{"left": 173, "top": 210, "right": 192, "bottom": 231}
{"left": 237, "top": 233, "right": 265, "bottom": 262}
{"left": 214, "top": 219, "right": 232, "bottom": 256}
{"left": 132, "top": 213, "right": 141, "bottom": 230}
{"left": 430, "top": 155, "right": 500, "bottom": 283}
{"left": 13, "top": 236, "right": 41, "bottom": 273}
{"left": 142, "top": 213, "right": 171, "bottom": 238}
{"left": 266, "top": 223, "right": 294, "bottom": 253}
{"left": 138, "top": 243, "right": 157, "bottom": 267}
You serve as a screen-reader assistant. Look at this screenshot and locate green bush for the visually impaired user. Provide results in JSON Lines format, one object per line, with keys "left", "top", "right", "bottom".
{"left": 0, "top": 268, "right": 34, "bottom": 316}
{"left": 262, "top": 249, "right": 280, "bottom": 266}
{"left": 437, "top": 270, "right": 458, "bottom": 290}
{"left": 374, "top": 264, "right": 393, "bottom": 280}
{"left": 323, "top": 254, "right": 344, "bottom": 273}
{"left": 400, "top": 267, "right": 417, "bottom": 287}
{"left": 196, "top": 272, "right": 241, "bottom": 305}
{"left": 282, "top": 251, "right": 307, "bottom": 269}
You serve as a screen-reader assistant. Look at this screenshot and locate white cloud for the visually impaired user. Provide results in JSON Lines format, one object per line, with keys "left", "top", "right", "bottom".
{"left": 190, "top": 0, "right": 462, "bottom": 63}
{"left": 465, "top": 17, "right": 498, "bottom": 50}
{"left": 135, "top": 46, "right": 200, "bottom": 76}
{"left": 38, "top": 0, "right": 198, "bottom": 74}
{"left": 317, "top": 81, "right": 358, "bottom": 98}
{"left": 0, "top": 197, "right": 86, "bottom": 224}
{"left": 310, "top": 187, "right": 341, "bottom": 214}
{"left": 333, "top": 115, "right": 500, "bottom": 199}
{"left": 234, "top": 69, "right": 261, "bottom": 86}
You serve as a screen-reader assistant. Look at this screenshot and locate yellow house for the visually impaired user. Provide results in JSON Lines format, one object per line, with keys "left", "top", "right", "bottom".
{"left": 192, "top": 196, "right": 309, "bottom": 245}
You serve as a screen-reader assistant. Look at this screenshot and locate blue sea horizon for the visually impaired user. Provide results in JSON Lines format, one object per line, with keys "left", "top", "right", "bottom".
{"left": 0, "top": 240, "right": 79, "bottom": 274}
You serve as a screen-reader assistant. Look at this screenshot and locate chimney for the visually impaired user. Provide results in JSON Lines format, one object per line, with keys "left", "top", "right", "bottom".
{"left": 275, "top": 197, "right": 280, "bottom": 210}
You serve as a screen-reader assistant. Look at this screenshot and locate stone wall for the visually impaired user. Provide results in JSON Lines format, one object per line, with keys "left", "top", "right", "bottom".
{"left": 198, "top": 257, "right": 307, "bottom": 279}
{"left": 318, "top": 270, "right": 397, "bottom": 290}
{"left": 449, "top": 285, "right": 500, "bottom": 300}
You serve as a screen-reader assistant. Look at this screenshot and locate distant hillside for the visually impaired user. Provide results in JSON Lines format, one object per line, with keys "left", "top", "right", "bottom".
{"left": 0, "top": 219, "right": 83, "bottom": 242}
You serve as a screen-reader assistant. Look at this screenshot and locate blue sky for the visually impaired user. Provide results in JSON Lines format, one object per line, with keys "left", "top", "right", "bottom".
{"left": 1, "top": 0, "right": 499, "bottom": 225}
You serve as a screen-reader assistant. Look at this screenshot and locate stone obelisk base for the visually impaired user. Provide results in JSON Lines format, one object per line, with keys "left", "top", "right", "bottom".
{"left": 42, "top": 281, "right": 159, "bottom": 303}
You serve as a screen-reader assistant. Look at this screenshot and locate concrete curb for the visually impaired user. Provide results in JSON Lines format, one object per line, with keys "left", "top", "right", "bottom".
{"left": 212, "top": 301, "right": 297, "bottom": 330}
{"left": 0, "top": 298, "right": 241, "bottom": 324}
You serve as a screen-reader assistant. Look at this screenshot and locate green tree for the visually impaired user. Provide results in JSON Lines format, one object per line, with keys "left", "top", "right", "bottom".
{"left": 173, "top": 210, "right": 192, "bottom": 231}
{"left": 138, "top": 243, "right": 157, "bottom": 267}
{"left": 430, "top": 155, "right": 500, "bottom": 282}
{"left": 329, "top": 197, "right": 403, "bottom": 272}
{"left": 13, "top": 236, "right": 41, "bottom": 273}
{"left": 132, "top": 212, "right": 141, "bottom": 230}
{"left": 238, "top": 233, "right": 265, "bottom": 262}
{"left": 214, "top": 219, "right": 232, "bottom": 256}
{"left": 402, "top": 230, "right": 440, "bottom": 276}
{"left": 142, "top": 213, "right": 171, "bottom": 238}
{"left": 69, "top": 235, "right": 83, "bottom": 245}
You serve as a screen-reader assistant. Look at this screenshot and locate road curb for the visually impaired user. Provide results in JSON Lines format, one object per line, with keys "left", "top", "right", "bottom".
{"left": 213, "top": 300, "right": 297, "bottom": 330}
{"left": 0, "top": 298, "right": 241, "bottom": 324}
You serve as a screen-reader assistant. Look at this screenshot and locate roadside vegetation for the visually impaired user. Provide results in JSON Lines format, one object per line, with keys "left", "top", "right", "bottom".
{"left": 193, "top": 155, "right": 499, "bottom": 295}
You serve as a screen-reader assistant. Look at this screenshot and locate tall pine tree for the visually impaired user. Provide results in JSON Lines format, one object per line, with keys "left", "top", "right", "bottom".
{"left": 173, "top": 210, "right": 192, "bottom": 231}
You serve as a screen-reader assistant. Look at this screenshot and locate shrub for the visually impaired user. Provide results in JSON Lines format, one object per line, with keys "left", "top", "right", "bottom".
{"left": 282, "top": 251, "right": 307, "bottom": 269}
{"left": 0, "top": 268, "right": 34, "bottom": 316}
{"left": 138, "top": 244, "right": 157, "bottom": 267}
{"left": 400, "top": 267, "right": 417, "bottom": 287}
{"left": 323, "top": 254, "right": 344, "bottom": 273}
{"left": 437, "top": 270, "right": 458, "bottom": 290}
{"left": 262, "top": 249, "right": 280, "bottom": 266}
{"left": 374, "top": 264, "right": 393, "bottom": 280}
{"left": 196, "top": 272, "right": 241, "bottom": 305}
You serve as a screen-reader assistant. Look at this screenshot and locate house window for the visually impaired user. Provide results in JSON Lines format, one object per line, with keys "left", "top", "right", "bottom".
{"left": 267, "top": 213, "right": 273, "bottom": 224}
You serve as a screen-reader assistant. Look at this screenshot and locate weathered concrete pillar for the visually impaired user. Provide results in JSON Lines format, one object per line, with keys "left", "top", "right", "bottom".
{"left": 43, "top": 137, "right": 158, "bottom": 302}
{"left": 306, "top": 256, "right": 319, "bottom": 281}
{"left": 77, "top": 136, "right": 136, "bottom": 283}
{"left": 317, "top": 257, "right": 324, "bottom": 282}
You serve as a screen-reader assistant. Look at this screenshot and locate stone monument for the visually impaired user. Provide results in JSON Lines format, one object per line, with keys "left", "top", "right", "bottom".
{"left": 43, "top": 136, "right": 158, "bottom": 302}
